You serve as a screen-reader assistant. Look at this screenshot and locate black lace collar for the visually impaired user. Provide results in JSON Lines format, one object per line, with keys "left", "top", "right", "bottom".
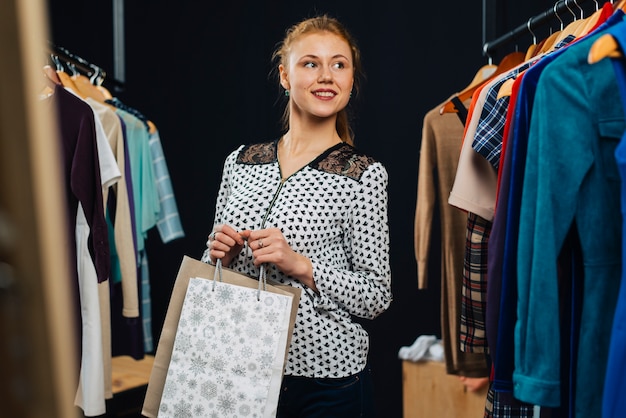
{"left": 237, "top": 139, "right": 376, "bottom": 180}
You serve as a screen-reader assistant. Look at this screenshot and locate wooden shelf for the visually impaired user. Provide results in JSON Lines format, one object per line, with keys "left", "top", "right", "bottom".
{"left": 111, "top": 355, "right": 154, "bottom": 394}
{"left": 402, "top": 360, "right": 487, "bottom": 418}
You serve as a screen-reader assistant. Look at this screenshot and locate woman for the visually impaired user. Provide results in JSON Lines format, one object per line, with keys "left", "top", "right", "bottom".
{"left": 202, "top": 14, "right": 392, "bottom": 417}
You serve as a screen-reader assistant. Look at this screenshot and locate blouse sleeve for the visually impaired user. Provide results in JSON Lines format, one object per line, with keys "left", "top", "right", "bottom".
{"left": 201, "top": 146, "right": 242, "bottom": 263}
{"left": 311, "top": 162, "right": 393, "bottom": 320}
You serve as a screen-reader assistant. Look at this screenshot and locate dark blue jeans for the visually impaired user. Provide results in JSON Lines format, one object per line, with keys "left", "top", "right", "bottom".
{"left": 276, "top": 365, "right": 375, "bottom": 417}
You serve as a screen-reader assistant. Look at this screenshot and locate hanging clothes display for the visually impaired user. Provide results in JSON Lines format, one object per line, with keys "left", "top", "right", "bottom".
{"left": 413, "top": 98, "right": 490, "bottom": 379}
{"left": 489, "top": 5, "right": 621, "bottom": 418}
{"left": 515, "top": 25, "right": 622, "bottom": 418}
{"left": 483, "top": 6, "right": 618, "bottom": 416}
{"left": 41, "top": 79, "right": 114, "bottom": 416}
{"left": 594, "top": 19, "right": 626, "bottom": 418}
{"left": 42, "top": 46, "right": 185, "bottom": 417}
{"left": 85, "top": 94, "right": 135, "bottom": 402}
{"left": 109, "top": 102, "right": 156, "bottom": 360}
{"left": 415, "top": 1, "right": 626, "bottom": 417}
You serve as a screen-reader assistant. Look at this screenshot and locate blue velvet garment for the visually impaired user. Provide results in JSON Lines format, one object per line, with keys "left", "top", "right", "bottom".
{"left": 602, "top": 19, "right": 626, "bottom": 418}
{"left": 490, "top": 34, "right": 569, "bottom": 394}
{"left": 490, "top": 9, "right": 625, "bottom": 404}
{"left": 514, "top": 12, "right": 625, "bottom": 418}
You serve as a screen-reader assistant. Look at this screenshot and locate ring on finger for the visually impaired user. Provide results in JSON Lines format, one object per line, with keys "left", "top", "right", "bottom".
{"left": 209, "top": 231, "right": 217, "bottom": 241}
{"left": 258, "top": 239, "right": 264, "bottom": 248}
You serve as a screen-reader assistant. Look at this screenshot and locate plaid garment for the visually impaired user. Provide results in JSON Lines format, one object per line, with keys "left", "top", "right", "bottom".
{"left": 484, "top": 382, "right": 535, "bottom": 418}
{"left": 140, "top": 250, "right": 153, "bottom": 353}
{"left": 472, "top": 36, "right": 576, "bottom": 170}
{"left": 460, "top": 212, "right": 492, "bottom": 353}
{"left": 149, "top": 130, "right": 185, "bottom": 243}
{"left": 471, "top": 62, "right": 531, "bottom": 170}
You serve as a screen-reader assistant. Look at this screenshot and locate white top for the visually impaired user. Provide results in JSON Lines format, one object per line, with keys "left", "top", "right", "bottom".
{"left": 447, "top": 75, "right": 505, "bottom": 221}
{"left": 74, "top": 98, "right": 120, "bottom": 416}
{"left": 202, "top": 140, "right": 392, "bottom": 378}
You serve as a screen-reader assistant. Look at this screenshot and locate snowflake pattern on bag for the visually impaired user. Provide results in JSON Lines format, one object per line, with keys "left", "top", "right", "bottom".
{"left": 158, "top": 277, "right": 292, "bottom": 418}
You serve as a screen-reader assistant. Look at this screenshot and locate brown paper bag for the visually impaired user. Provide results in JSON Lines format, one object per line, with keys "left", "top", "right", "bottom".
{"left": 141, "top": 255, "right": 301, "bottom": 418}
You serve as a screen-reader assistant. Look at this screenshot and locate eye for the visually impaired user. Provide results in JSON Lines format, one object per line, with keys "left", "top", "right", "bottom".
{"left": 304, "top": 61, "right": 316, "bottom": 68}
{"left": 332, "top": 62, "right": 345, "bottom": 70}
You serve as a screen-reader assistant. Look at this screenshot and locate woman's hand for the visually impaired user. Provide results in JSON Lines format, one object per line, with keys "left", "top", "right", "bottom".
{"left": 206, "top": 224, "right": 245, "bottom": 267}
{"left": 243, "top": 227, "right": 316, "bottom": 292}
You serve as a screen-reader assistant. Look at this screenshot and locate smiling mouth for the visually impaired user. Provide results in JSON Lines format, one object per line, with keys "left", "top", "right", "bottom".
{"left": 314, "top": 91, "right": 336, "bottom": 98}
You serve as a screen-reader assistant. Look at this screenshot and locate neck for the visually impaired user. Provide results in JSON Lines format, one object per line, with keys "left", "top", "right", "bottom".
{"left": 286, "top": 113, "right": 340, "bottom": 147}
{"left": 281, "top": 128, "right": 341, "bottom": 157}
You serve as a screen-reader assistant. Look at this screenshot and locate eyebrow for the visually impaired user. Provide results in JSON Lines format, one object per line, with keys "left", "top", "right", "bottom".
{"left": 300, "top": 54, "right": 349, "bottom": 60}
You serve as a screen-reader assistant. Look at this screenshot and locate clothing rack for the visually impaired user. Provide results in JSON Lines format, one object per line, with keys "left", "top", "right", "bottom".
{"left": 47, "top": 42, "right": 125, "bottom": 91}
{"left": 482, "top": 0, "right": 594, "bottom": 59}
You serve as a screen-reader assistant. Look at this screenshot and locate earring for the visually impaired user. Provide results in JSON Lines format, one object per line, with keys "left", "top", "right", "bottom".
{"left": 284, "top": 90, "right": 290, "bottom": 97}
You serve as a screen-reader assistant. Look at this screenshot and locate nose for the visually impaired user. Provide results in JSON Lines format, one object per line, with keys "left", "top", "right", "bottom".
{"left": 318, "top": 67, "right": 332, "bottom": 82}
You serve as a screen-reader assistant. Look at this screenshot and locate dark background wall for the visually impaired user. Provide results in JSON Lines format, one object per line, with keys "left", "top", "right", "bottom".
{"left": 45, "top": 1, "right": 600, "bottom": 416}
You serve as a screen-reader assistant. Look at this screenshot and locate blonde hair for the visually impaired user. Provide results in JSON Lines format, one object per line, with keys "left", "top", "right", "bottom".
{"left": 272, "top": 15, "right": 363, "bottom": 145}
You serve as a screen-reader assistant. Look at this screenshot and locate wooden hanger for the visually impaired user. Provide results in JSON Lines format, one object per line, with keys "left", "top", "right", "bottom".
{"left": 43, "top": 65, "right": 61, "bottom": 85}
{"left": 558, "top": 19, "right": 585, "bottom": 41}
{"left": 57, "top": 69, "right": 84, "bottom": 98}
{"left": 536, "top": 29, "right": 563, "bottom": 55}
{"left": 49, "top": 56, "right": 121, "bottom": 117}
{"left": 439, "top": 51, "right": 525, "bottom": 114}
{"left": 524, "top": 43, "right": 538, "bottom": 60}
{"left": 530, "top": 37, "right": 549, "bottom": 58}
{"left": 574, "top": 5, "right": 603, "bottom": 38}
{"left": 72, "top": 73, "right": 109, "bottom": 102}
{"left": 496, "top": 77, "right": 516, "bottom": 100}
{"left": 86, "top": 64, "right": 114, "bottom": 100}
{"left": 551, "top": 0, "right": 583, "bottom": 46}
{"left": 467, "top": 64, "right": 498, "bottom": 87}
{"left": 535, "top": 2, "right": 567, "bottom": 54}
{"left": 588, "top": 33, "right": 622, "bottom": 63}
{"left": 524, "top": 17, "right": 539, "bottom": 61}
{"left": 572, "top": 0, "right": 610, "bottom": 39}
{"left": 97, "top": 85, "right": 114, "bottom": 100}
{"left": 587, "top": 0, "right": 626, "bottom": 63}
{"left": 439, "top": 66, "right": 493, "bottom": 115}
{"left": 39, "top": 65, "right": 61, "bottom": 100}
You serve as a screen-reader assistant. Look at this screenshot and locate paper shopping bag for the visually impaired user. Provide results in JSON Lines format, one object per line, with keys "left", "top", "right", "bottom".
{"left": 142, "top": 255, "right": 301, "bottom": 418}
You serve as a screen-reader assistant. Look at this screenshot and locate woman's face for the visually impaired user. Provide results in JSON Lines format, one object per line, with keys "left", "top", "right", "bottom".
{"left": 280, "top": 31, "right": 354, "bottom": 121}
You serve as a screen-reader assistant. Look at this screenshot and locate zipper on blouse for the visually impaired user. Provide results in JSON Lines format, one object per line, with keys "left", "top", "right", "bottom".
{"left": 262, "top": 140, "right": 327, "bottom": 228}
{"left": 261, "top": 177, "right": 286, "bottom": 228}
